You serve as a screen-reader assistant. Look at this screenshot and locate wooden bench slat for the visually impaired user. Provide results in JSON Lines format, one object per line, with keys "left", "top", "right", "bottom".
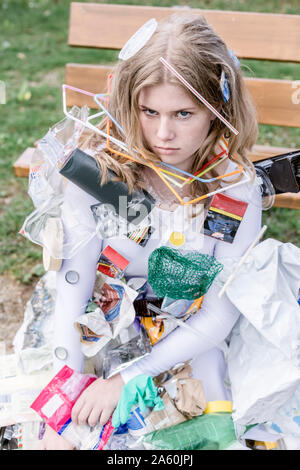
{"left": 69, "top": 3, "right": 300, "bottom": 63}
{"left": 13, "top": 147, "right": 35, "bottom": 177}
{"left": 65, "top": 64, "right": 112, "bottom": 108}
{"left": 65, "top": 63, "right": 300, "bottom": 127}
{"left": 249, "top": 145, "right": 295, "bottom": 162}
{"left": 245, "top": 77, "right": 300, "bottom": 128}
{"left": 273, "top": 193, "right": 300, "bottom": 209}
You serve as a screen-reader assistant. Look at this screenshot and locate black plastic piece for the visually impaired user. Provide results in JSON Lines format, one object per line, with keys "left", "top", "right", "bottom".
{"left": 60, "top": 148, "right": 156, "bottom": 225}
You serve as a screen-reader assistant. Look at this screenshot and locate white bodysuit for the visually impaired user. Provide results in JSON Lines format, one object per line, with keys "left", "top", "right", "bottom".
{"left": 53, "top": 169, "right": 262, "bottom": 402}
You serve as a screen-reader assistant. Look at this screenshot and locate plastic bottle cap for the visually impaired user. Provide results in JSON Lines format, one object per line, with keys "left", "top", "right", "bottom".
{"left": 119, "top": 18, "right": 158, "bottom": 61}
{"left": 169, "top": 231, "right": 185, "bottom": 247}
{"left": 65, "top": 270, "right": 80, "bottom": 284}
{"left": 54, "top": 346, "right": 68, "bottom": 361}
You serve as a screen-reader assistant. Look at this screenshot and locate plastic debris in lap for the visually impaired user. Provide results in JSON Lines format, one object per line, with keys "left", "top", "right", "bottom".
{"left": 139, "top": 315, "right": 177, "bottom": 346}
{"left": 220, "top": 238, "right": 300, "bottom": 434}
{"left": 139, "top": 296, "right": 203, "bottom": 344}
{"left": 148, "top": 246, "right": 223, "bottom": 300}
{"left": 101, "top": 323, "right": 152, "bottom": 379}
{"left": 30, "top": 365, "right": 115, "bottom": 450}
{"left": 144, "top": 362, "right": 206, "bottom": 433}
{"left": 142, "top": 412, "right": 237, "bottom": 450}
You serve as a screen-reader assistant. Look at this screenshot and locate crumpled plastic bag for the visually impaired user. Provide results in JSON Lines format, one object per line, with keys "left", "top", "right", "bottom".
{"left": 75, "top": 272, "right": 138, "bottom": 357}
{"left": 112, "top": 374, "right": 164, "bottom": 428}
{"left": 223, "top": 238, "right": 300, "bottom": 432}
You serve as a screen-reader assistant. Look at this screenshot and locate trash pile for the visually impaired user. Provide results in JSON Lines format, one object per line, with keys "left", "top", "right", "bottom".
{"left": 2, "top": 110, "right": 300, "bottom": 451}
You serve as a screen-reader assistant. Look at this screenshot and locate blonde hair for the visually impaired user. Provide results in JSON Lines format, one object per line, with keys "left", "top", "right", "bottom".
{"left": 82, "top": 14, "right": 258, "bottom": 197}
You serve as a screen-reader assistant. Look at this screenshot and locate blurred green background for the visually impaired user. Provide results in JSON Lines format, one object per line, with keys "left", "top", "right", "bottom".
{"left": 0, "top": 0, "right": 300, "bottom": 284}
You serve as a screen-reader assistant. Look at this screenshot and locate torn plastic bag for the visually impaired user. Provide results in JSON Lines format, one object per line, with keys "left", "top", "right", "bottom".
{"left": 28, "top": 106, "right": 89, "bottom": 209}
{"left": 13, "top": 272, "right": 56, "bottom": 374}
{"left": 101, "top": 322, "right": 152, "bottom": 379}
{"left": 220, "top": 239, "right": 300, "bottom": 431}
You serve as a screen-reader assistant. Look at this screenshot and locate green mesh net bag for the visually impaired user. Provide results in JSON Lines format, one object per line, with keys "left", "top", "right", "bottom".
{"left": 148, "top": 246, "right": 223, "bottom": 300}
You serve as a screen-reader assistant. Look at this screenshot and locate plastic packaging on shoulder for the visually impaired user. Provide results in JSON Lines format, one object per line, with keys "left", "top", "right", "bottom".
{"left": 19, "top": 106, "right": 99, "bottom": 260}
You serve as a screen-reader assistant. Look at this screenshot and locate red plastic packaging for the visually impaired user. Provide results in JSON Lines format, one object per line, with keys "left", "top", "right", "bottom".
{"left": 30, "top": 365, "right": 97, "bottom": 433}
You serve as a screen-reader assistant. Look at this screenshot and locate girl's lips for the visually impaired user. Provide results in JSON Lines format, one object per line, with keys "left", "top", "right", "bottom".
{"left": 155, "top": 146, "right": 180, "bottom": 155}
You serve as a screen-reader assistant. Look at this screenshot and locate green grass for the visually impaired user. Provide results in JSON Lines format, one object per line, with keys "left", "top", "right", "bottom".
{"left": 0, "top": 0, "right": 299, "bottom": 283}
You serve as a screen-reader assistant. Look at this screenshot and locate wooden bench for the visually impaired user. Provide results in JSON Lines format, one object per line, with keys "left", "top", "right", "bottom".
{"left": 13, "top": 2, "right": 300, "bottom": 209}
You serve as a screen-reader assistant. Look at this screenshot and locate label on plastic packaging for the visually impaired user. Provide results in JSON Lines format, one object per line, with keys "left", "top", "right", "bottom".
{"left": 204, "top": 193, "right": 248, "bottom": 243}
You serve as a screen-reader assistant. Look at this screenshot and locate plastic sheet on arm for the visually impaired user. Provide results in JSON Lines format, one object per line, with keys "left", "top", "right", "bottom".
{"left": 225, "top": 239, "right": 300, "bottom": 429}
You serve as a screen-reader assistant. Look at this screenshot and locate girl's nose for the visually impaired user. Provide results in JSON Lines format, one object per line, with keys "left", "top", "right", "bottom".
{"left": 156, "top": 117, "right": 175, "bottom": 141}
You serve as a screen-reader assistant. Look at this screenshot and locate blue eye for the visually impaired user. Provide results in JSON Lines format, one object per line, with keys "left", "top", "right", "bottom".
{"left": 178, "top": 111, "right": 191, "bottom": 119}
{"left": 144, "top": 108, "right": 157, "bottom": 116}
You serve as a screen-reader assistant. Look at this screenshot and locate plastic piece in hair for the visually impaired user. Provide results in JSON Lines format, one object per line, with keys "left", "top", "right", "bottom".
{"left": 119, "top": 18, "right": 158, "bottom": 61}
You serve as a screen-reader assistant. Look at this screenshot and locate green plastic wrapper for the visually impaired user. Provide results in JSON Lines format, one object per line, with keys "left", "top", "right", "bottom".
{"left": 142, "top": 413, "right": 237, "bottom": 450}
{"left": 148, "top": 246, "right": 223, "bottom": 300}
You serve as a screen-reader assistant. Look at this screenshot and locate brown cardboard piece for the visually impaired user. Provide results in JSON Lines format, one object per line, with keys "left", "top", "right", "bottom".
{"left": 174, "top": 377, "right": 206, "bottom": 419}
{"left": 145, "top": 393, "right": 187, "bottom": 432}
{"left": 146, "top": 362, "right": 206, "bottom": 431}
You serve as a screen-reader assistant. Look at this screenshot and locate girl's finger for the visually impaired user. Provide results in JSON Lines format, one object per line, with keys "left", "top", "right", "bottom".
{"left": 87, "top": 404, "right": 103, "bottom": 428}
{"left": 99, "top": 406, "right": 113, "bottom": 426}
{"left": 71, "top": 397, "right": 85, "bottom": 424}
{"left": 77, "top": 402, "right": 93, "bottom": 425}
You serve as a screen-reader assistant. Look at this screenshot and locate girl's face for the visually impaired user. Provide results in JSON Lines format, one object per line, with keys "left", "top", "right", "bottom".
{"left": 138, "top": 83, "right": 216, "bottom": 172}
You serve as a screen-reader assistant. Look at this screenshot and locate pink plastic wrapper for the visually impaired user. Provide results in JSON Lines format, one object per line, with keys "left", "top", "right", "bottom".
{"left": 30, "top": 365, "right": 115, "bottom": 449}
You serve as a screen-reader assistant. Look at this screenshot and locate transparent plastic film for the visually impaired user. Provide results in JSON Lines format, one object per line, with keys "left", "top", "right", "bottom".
{"left": 20, "top": 106, "right": 97, "bottom": 260}
{"left": 254, "top": 167, "right": 276, "bottom": 210}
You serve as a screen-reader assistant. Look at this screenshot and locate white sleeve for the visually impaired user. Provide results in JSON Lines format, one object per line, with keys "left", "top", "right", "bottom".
{"left": 52, "top": 182, "right": 103, "bottom": 374}
{"left": 120, "top": 180, "right": 262, "bottom": 383}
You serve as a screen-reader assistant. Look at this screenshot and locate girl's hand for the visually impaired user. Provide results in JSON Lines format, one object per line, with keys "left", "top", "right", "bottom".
{"left": 71, "top": 373, "right": 124, "bottom": 427}
{"left": 40, "top": 424, "right": 75, "bottom": 450}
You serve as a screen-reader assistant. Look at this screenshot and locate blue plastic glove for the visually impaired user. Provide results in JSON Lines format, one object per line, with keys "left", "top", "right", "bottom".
{"left": 112, "top": 374, "right": 164, "bottom": 428}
